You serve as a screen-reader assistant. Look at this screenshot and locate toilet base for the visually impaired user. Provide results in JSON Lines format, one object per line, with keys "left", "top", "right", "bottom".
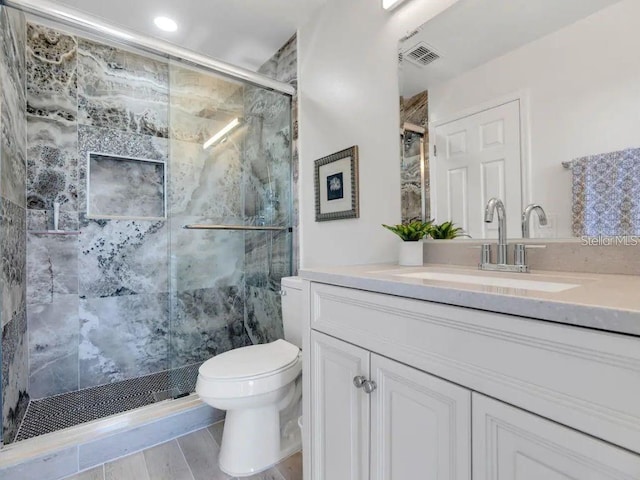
{"left": 219, "top": 407, "right": 275, "bottom": 477}
{"left": 218, "top": 395, "right": 302, "bottom": 477}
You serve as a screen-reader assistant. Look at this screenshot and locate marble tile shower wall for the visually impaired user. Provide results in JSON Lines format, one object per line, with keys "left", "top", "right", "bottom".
{"left": 0, "top": 6, "right": 29, "bottom": 445}
{"left": 25, "top": 23, "right": 173, "bottom": 401}
{"left": 167, "top": 64, "right": 251, "bottom": 369}
{"left": 400, "top": 91, "right": 428, "bottom": 224}
{"left": 26, "top": 24, "right": 79, "bottom": 405}
{"left": 257, "top": 34, "right": 298, "bottom": 275}
{"left": 242, "top": 35, "right": 297, "bottom": 344}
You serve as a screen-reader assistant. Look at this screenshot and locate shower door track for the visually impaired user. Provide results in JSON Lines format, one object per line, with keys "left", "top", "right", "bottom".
{"left": 0, "top": 0, "right": 296, "bottom": 96}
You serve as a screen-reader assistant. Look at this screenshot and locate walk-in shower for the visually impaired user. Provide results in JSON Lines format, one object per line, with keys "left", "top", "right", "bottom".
{"left": 0, "top": 0, "right": 295, "bottom": 446}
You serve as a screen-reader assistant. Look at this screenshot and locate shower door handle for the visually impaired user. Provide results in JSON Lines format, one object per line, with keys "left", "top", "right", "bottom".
{"left": 183, "top": 224, "right": 288, "bottom": 231}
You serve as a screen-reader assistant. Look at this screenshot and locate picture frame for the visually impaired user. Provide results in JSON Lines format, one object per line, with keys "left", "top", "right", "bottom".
{"left": 314, "top": 146, "right": 360, "bottom": 221}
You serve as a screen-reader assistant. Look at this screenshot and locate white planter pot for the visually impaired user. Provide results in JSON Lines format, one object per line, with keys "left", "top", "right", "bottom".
{"left": 398, "top": 241, "right": 424, "bottom": 266}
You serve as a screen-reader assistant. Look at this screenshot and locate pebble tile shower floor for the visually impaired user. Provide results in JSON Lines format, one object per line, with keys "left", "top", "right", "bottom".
{"left": 15, "top": 363, "right": 202, "bottom": 442}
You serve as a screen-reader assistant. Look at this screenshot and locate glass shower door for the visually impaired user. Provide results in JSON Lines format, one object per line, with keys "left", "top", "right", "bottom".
{"left": 166, "top": 61, "right": 293, "bottom": 396}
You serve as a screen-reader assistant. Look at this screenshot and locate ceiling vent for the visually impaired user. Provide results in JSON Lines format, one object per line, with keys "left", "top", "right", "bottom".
{"left": 402, "top": 42, "right": 440, "bottom": 67}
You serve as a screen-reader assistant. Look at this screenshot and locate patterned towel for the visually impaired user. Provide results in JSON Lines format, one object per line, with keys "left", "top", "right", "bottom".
{"left": 571, "top": 148, "right": 640, "bottom": 236}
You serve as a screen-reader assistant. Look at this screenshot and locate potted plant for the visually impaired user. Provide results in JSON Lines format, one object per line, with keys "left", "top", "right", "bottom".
{"left": 428, "top": 221, "right": 467, "bottom": 239}
{"left": 382, "top": 220, "right": 433, "bottom": 266}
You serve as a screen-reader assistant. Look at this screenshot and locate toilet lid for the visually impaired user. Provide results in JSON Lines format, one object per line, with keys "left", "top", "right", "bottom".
{"left": 199, "top": 339, "right": 300, "bottom": 380}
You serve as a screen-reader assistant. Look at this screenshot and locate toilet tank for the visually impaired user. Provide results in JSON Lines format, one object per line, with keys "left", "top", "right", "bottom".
{"left": 281, "top": 276, "right": 302, "bottom": 349}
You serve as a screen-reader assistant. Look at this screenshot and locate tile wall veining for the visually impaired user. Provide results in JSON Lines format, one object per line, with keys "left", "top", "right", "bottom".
{"left": 167, "top": 63, "right": 251, "bottom": 370}
{"left": 399, "top": 90, "right": 428, "bottom": 224}
{"left": 1, "top": 5, "right": 29, "bottom": 445}
{"left": 26, "top": 23, "right": 78, "bottom": 212}
{"left": 257, "top": 34, "right": 298, "bottom": 274}
{"left": 24, "top": 23, "right": 79, "bottom": 405}
{"left": 0, "top": 8, "right": 27, "bottom": 209}
{"left": 24, "top": 22, "right": 174, "bottom": 400}
{"left": 27, "top": 294, "right": 78, "bottom": 399}
{"left": 76, "top": 38, "right": 169, "bottom": 138}
{"left": 1, "top": 307, "right": 28, "bottom": 446}
{"left": 79, "top": 294, "right": 169, "bottom": 388}
{"left": 401, "top": 132, "right": 423, "bottom": 223}
{"left": 242, "top": 35, "right": 297, "bottom": 344}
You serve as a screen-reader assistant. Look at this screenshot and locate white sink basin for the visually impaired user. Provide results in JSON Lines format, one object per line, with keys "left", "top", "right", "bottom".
{"left": 395, "top": 271, "right": 580, "bottom": 293}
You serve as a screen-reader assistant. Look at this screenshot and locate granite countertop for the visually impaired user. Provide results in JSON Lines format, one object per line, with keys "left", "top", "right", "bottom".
{"left": 299, "top": 264, "right": 640, "bottom": 336}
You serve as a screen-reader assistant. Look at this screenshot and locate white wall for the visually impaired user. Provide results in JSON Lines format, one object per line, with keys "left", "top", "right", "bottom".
{"left": 429, "top": 0, "right": 640, "bottom": 238}
{"left": 297, "top": 0, "right": 459, "bottom": 268}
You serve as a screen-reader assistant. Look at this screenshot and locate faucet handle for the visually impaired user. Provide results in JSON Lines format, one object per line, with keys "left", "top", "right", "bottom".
{"left": 513, "top": 243, "right": 546, "bottom": 266}
{"left": 480, "top": 243, "right": 492, "bottom": 265}
{"left": 514, "top": 244, "right": 531, "bottom": 272}
{"left": 514, "top": 244, "right": 527, "bottom": 266}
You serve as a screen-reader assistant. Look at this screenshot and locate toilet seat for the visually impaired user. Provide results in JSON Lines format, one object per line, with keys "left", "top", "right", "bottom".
{"left": 196, "top": 340, "right": 302, "bottom": 399}
{"left": 199, "top": 339, "right": 300, "bottom": 380}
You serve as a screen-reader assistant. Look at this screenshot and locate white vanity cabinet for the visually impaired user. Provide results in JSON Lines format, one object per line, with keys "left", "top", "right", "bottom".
{"left": 309, "top": 331, "right": 370, "bottom": 480}
{"left": 304, "top": 280, "right": 640, "bottom": 479}
{"left": 473, "top": 394, "right": 640, "bottom": 479}
{"left": 369, "top": 349, "right": 471, "bottom": 480}
{"left": 310, "top": 330, "right": 471, "bottom": 480}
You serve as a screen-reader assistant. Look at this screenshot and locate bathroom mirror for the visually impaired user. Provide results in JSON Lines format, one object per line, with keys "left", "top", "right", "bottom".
{"left": 399, "top": 0, "right": 640, "bottom": 239}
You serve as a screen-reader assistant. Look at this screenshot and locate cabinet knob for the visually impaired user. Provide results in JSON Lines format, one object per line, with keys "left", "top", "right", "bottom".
{"left": 362, "top": 380, "right": 377, "bottom": 394}
{"left": 353, "top": 376, "right": 367, "bottom": 388}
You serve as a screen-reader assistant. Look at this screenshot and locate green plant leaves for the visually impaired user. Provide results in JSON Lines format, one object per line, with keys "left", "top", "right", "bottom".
{"left": 428, "top": 221, "right": 466, "bottom": 239}
{"left": 382, "top": 220, "right": 467, "bottom": 240}
{"left": 382, "top": 220, "right": 433, "bottom": 241}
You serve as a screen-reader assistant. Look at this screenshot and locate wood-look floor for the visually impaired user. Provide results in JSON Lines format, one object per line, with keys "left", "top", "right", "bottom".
{"left": 63, "top": 423, "right": 302, "bottom": 480}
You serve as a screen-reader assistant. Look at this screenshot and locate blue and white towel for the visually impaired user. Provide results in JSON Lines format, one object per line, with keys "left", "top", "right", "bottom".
{"left": 571, "top": 147, "right": 640, "bottom": 236}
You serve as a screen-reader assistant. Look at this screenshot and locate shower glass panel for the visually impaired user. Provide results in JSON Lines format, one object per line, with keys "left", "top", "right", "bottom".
{"left": 167, "top": 61, "right": 293, "bottom": 393}
{"left": 0, "top": 3, "right": 292, "bottom": 445}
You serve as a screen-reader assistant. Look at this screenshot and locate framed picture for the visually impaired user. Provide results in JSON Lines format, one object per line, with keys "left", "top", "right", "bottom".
{"left": 314, "top": 146, "right": 359, "bottom": 221}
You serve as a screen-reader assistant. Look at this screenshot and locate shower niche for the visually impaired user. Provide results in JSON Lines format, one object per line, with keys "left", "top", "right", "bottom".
{"left": 87, "top": 153, "right": 167, "bottom": 220}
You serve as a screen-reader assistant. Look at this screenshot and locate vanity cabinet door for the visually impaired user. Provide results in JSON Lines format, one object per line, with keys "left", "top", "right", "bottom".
{"left": 473, "top": 393, "right": 640, "bottom": 480}
{"left": 310, "top": 331, "right": 370, "bottom": 480}
{"left": 370, "top": 354, "right": 471, "bottom": 480}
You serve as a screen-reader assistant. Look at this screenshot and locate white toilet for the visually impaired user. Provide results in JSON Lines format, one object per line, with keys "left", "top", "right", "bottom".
{"left": 196, "top": 276, "right": 303, "bottom": 477}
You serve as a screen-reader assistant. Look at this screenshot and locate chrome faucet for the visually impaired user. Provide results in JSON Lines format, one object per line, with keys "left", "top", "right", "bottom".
{"left": 484, "top": 198, "right": 508, "bottom": 264}
{"left": 521, "top": 204, "right": 548, "bottom": 238}
{"left": 479, "top": 197, "right": 530, "bottom": 273}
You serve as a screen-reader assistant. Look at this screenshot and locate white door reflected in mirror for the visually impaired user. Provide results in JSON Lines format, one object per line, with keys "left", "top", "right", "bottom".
{"left": 433, "top": 100, "right": 521, "bottom": 240}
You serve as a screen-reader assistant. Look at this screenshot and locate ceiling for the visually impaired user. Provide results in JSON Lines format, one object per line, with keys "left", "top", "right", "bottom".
{"left": 400, "top": 0, "right": 622, "bottom": 96}
{"left": 51, "top": 0, "right": 326, "bottom": 71}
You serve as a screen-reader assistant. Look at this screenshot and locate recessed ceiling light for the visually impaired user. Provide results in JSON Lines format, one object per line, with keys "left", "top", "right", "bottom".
{"left": 154, "top": 16, "right": 178, "bottom": 32}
